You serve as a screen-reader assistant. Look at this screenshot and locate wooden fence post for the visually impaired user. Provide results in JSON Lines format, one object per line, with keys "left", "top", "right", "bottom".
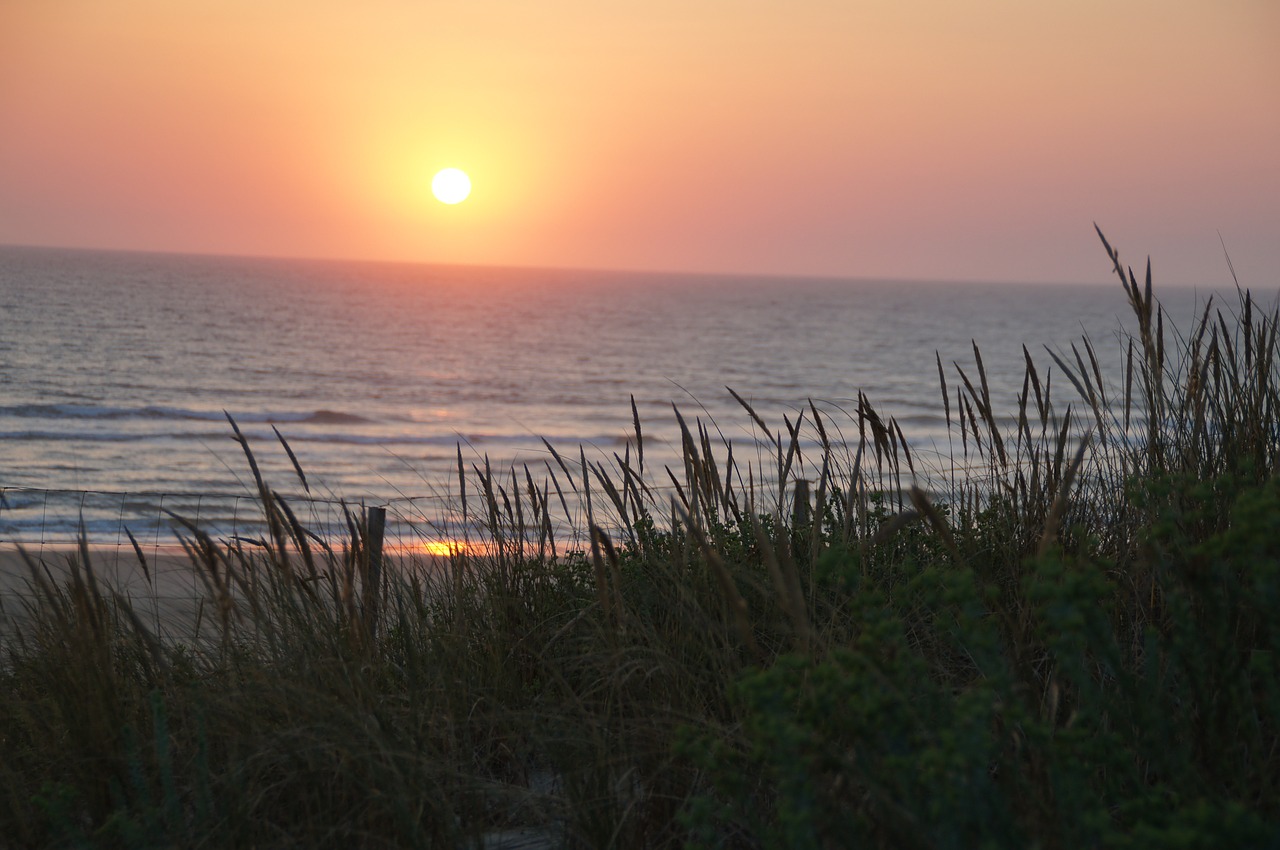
{"left": 363, "top": 505, "right": 386, "bottom": 640}
{"left": 792, "top": 479, "right": 811, "bottom": 559}
{"left": 792, "top": 479, "right": 810, "bottom": 529}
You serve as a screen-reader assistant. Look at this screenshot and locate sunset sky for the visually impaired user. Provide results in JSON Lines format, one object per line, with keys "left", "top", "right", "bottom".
{"left": 2, "top": 1, "right": 1277, "bottom": 285}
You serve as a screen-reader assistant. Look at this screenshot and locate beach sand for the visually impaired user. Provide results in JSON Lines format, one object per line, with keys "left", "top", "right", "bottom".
{"left": 1, "top": 543, "right": 215, "bottom": 641}
{"left": 0, "top": 542, "right": 453, "bottom": 643}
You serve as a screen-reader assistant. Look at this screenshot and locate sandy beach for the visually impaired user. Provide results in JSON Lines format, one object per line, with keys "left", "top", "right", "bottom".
{"left": 0, "top": 542, "right": 454, "bottom": 643}
{"left": 1, "top": 543, "right": 215, "bottom": 640}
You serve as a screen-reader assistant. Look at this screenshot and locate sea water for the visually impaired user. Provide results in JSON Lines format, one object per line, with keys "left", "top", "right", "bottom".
{"left": 0, "top": 245, "right": 1240, "bottom": 544}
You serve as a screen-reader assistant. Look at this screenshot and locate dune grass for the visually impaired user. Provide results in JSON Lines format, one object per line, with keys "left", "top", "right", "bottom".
{"left": 1, "top": 230, "right": 1278, "bottom": 848}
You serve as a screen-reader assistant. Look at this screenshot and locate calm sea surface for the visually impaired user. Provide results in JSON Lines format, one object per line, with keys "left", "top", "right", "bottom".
{"left": 0, "top": 246, "right": 1248, "bottom": 543}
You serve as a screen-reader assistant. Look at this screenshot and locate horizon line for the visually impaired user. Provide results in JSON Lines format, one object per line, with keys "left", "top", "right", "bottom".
{"left": 0, "top": 239, "right": 1139, "bottom": 290}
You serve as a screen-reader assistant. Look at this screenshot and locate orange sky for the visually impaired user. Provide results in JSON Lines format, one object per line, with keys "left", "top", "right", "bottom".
{"left": 1, "top": 1, "right": 1277, "bottom": 284}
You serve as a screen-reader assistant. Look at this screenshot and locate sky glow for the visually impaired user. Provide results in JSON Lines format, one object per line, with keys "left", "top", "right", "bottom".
{"left": 1, "top": 1, "right": 1277, "bottom": 284}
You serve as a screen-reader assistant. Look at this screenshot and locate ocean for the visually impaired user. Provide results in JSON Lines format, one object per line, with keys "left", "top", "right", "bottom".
{"left": 0, "top": 245, "right": 1241, "bottom": 546}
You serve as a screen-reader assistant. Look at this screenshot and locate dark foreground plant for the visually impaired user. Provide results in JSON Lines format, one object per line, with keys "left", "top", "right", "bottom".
{"left": 0, "top": 230, "right": 1276, "bottom": 848}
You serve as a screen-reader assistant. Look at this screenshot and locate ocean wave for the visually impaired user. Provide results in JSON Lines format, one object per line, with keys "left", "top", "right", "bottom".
{"left": 0, "top": 403, "right": 379, "bottom": 426}
{"left": 0, "top": 427, "right": 617, "bottom": 449}
{"left": 0, "top": 430, "right": 156, "bottom": 442}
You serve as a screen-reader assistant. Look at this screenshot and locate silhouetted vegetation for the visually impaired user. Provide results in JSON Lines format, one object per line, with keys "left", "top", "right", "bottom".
{"left": 2, "top": 231, "right": 1277, "bottom": 848}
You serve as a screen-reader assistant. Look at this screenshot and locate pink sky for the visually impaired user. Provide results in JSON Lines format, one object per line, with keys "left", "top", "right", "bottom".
{"left": 1, "top": 1, "right": 1277, "bottom": 285}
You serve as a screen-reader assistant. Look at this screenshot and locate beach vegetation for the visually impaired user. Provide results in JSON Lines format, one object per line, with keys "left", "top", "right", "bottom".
{"left": 1, "top": 231, "right": 1277, "bottom": 848}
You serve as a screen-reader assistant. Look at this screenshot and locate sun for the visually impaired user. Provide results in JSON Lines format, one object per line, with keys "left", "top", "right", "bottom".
{"left": 431, "top": 168, "right": 471, "bottom": 204}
